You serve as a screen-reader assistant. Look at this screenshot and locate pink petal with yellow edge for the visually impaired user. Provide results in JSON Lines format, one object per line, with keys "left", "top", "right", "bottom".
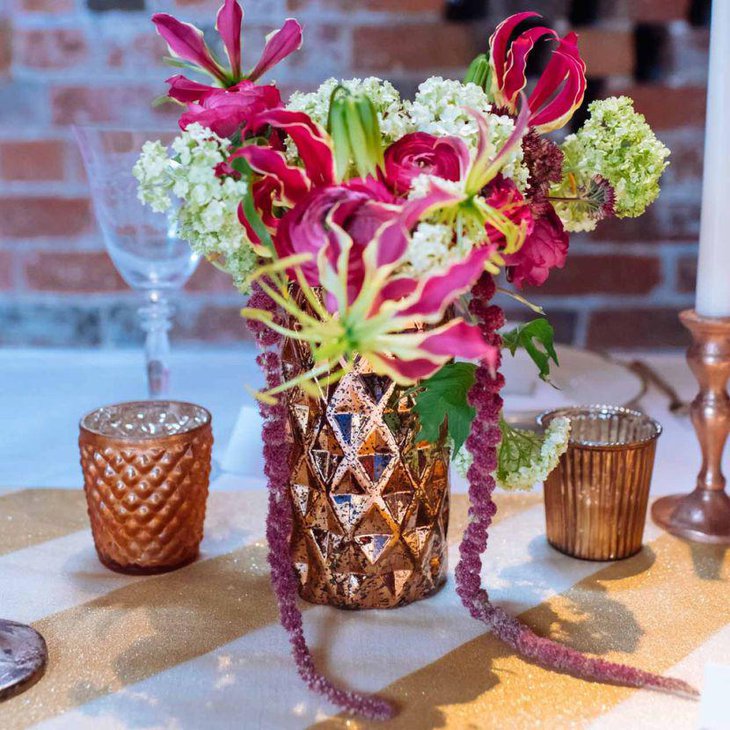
{"left": 419, "top": 320, "right": 496, "bottom": 364}
{"left": 489, "top": 11, "right": 541, "bottom": 92}
{"left": 229, "top": 146, "right": 310, "bottom": 206}
{"left": 465, "top": 99, "right": 529, "bottom": 194}
{"left": 254, "top": 108, "right": 335, "bottom": 188}
{"left": 216, "top": 0, "right": 243, "bottom": 79}
{"left": 396, "top": 246, "right": 491, "bottom": 320}
{"left": 152, "top": 13, "right": 226, "bottom": 82}
{"left": 248, "top": 19, "right": 303, "bottom": 82}
{"left": 501, "top": 26, "right": 557, "bottom": 108}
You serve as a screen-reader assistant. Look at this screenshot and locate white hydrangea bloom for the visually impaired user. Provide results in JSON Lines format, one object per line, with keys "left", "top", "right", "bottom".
{"left": 453, "top": 416, "right": 571, "bottom": 491}
{"left": 133, "top": 123, "right": 256, "bottom": 290}
{"left": 406, "top": 77, "right": 528, "bottom": 190}
{"left": 287, "top": 77, "right": 412, "bottom": 146}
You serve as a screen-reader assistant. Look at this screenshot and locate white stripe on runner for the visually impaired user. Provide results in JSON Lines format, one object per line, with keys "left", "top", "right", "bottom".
{"left": 35, "top": 504, "right": 658, "bottom": 729}
{"left": 0, "top": 490, "right": 268, "bottom": 624}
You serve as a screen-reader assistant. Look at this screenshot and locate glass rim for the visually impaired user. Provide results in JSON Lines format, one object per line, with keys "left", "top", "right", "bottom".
{"left": 79, "top": 400, "right": 212, "bottom": 441}
{"left": 536, "top": 404, "right": 662, "bottom": 449}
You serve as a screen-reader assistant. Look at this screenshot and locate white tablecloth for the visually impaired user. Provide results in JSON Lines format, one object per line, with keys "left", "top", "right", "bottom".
{"left": 0, "top": 347, "right": 705, "bottom": 496}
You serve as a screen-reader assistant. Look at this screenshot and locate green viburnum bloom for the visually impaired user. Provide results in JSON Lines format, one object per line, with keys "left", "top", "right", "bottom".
{"left": 453, "top": 416, "right": 571, "bottom": 490}
{"left": 552, "top": 96, "right": 670, "bottom": 231}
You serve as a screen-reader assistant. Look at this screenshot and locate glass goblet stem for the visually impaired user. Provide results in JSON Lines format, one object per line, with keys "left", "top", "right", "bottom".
{"left": 139, "top": 291, "right": 173, "bottom": 398}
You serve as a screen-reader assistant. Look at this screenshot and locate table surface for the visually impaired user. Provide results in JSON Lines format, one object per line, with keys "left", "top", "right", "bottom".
{"left": 0, "top": 347, "right": 709, "bottom": 495}
{"left": 0, "top": 347, "right": 728, "bottom": 729}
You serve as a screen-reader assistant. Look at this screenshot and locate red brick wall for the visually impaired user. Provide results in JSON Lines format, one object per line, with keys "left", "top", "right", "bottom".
{"left": 0, "top": 0, "right": 710, "bottom": 348}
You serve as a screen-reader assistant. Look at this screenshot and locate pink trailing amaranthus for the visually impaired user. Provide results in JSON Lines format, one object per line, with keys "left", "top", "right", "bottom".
{"left": 245, "top": 286, "right": 394, "bottom": 720}
{"left": 456, "top": 275, "right": 699, "bottom": 701}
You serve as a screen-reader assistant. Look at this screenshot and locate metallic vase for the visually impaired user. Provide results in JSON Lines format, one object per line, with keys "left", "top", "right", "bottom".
{"left": 539, "top": 405, "right": 662, "bottom": 561}
{"left": 79, "top": 401, "right": 213, "bottom": 574}
{"left": 283, "top": 340, "right": 450, "bottom": 610}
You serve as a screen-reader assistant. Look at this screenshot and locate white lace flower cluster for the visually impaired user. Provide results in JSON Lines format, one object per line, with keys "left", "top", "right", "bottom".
{"left": 288, "top": 76, "right": 412, "bottom": 145}
{"left": 133, "top": 123, "right": 257, "bottom": 289}
{"left": 453, "top": 416, "right": 571, "bottom": 491}
{"left": 407, "top": 77, "right": 528, "bottom": 189}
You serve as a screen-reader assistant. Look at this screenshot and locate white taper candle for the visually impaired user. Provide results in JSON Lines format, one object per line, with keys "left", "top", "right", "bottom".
{"left": 696, "top": 0, "right": 730, "bottom": 317}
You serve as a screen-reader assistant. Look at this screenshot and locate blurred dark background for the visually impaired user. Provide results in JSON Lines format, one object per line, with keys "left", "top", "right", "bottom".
{"left": 0, "top": 0, "right": 711, "bottom": 349}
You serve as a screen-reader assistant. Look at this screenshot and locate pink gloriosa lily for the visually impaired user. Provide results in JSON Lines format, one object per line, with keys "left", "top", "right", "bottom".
{"left": 414, "top": 101, "right": 533, "bottom": 271}
{"left": 152, "top": 0, "right": 302, "bottom": 101}
{"left": 489, "top": 12, "right": 586, "bottom": 133}
{"left": 242, "top": 184, "right": 497, "bottom": 398}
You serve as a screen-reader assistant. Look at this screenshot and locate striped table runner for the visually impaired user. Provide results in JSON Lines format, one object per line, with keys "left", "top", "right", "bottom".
{"left": 0, "top": 488, "right": 727, "bottom": 730}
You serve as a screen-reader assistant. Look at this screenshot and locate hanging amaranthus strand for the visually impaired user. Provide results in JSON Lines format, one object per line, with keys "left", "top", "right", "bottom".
{"left": 246, "top": 285, "right": 395, "bottom": 721}
{"left": 455, "top": 274, "right": 699, "bottom": 699}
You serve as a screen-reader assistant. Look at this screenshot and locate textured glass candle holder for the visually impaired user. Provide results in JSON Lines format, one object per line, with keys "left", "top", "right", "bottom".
{"left": 79, "top": 401, "right": 213, "bottom": 574}
{"left": 538, "top": 405, "right": 662, "bottom": 561}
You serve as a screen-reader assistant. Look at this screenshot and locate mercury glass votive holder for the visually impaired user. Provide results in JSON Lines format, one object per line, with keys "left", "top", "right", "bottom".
{"left": 79, "top": 401, "right": 213, "bottom": 574}
{"left": 537, "top": 405, "right": 662, "bottom": 561}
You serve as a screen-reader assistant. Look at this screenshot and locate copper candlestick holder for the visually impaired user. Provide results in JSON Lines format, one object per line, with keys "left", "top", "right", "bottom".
{"left": 652, "top": 309, "right": 730, "bottom": 544}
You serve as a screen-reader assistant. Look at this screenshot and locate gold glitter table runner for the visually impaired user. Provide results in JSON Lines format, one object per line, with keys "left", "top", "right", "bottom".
{"left": 0, "top": 488, "right": 726, "bottom": 730}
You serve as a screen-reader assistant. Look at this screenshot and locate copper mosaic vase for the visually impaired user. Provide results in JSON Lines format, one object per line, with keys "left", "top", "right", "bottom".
{"left": 79, "top": 401, "right": 213, "bottom": 574}
{"left": 283, "top": 341, "right": 450, "bottom": 610}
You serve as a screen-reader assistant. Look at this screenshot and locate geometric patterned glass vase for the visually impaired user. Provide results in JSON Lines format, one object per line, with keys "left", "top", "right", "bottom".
{"left": 283, "top": 338, "right": 450, "bottom": 610}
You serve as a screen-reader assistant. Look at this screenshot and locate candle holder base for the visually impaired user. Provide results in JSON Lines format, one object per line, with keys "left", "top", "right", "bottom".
{"left": 652, "top": 490, "right": 730, "bottom": 545}
{"left": 651, "top": 309, "right": 730, "bottom": 545}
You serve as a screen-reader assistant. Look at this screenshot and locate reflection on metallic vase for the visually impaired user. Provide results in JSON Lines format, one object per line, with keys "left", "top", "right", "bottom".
{"left": 539, "top": 405, "right": 662, "bottom": 561}
{"left": 79, "top": 401, "right": 213, "bottom": 574}
{"left": 283, "top": 339, "right": 450, "bottom": 610}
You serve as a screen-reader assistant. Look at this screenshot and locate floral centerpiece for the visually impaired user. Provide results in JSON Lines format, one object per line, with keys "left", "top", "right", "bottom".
{"left": 134, "top": 2, "right": 692, "bottom": 719}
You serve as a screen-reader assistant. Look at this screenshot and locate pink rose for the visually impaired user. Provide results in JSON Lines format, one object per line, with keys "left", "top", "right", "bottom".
{"left": 383, "top": 132, "right": 469, "bottom": 195}
{"left": 178, "top": 81, "right": 282, "bottom": 138}
{"left": 504, "top": 205, "right": 568, "bottom": 288}
{"left": 274, "top": 185, "right": 397, "bottom": 300}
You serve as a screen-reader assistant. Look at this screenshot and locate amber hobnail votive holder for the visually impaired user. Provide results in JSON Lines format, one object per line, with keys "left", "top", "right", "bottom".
{"left": 537, "top": 405, "right": 662, "bottom": 561}
{"left": 79, "top": 401, "right": 213, "bottom": 574}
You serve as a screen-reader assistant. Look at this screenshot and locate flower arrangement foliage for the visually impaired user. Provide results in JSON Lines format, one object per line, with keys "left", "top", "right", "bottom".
{"left": 133, "top": 0, "right": 692, "bottom": 718}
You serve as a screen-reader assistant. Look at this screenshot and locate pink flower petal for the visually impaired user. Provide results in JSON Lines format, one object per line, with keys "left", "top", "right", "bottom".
{"left": 254, "top": 108, "right": 335, "bottom": 188}
{"left": 489, "top": 12, "right": 541, "bottom": 95}
{"left": 164, "top": 74, "right": 217, "bottom": 103}
{"left": 465, "top": 100, "right": 529, "bottom": 194}
{"left": 395, "top": 246, "right": 491, "bottom": 319}
{"left": 419, "top": 319, "right": 497, "bottom": 364}
{"left": 216, "top": 0, "right": 243, "bottom": 79}
{"left": 373, "top": 183, "right": 464, "bottom": 268}
{"left": 528, "top": 33, "right": 586, "bottom": 132}
{"left": 152, "top": 13, "right": 226, "bottom": 82}
{"left": 368, "top": 353, "right": 444, "bottom": 383}
{"left": 248, "top": 18, "right": 303, "bottom": 82}
{"left": 230, "top": 146, "right": 310, "bottom": 206}
{"left": 500, "top": 26, "right": 557, "bottom": 109}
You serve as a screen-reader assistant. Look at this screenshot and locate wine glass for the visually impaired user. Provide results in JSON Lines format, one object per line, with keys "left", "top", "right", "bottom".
{"left": 75, "top": 127, "right": 200, "bottom": 398}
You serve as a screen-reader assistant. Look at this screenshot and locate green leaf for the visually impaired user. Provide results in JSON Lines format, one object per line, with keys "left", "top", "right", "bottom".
{"left": 411, "top": 362, "right": 477, "bottom": 454}
{"left": 502, "top": 318, "right": 559, "bottom": 382}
